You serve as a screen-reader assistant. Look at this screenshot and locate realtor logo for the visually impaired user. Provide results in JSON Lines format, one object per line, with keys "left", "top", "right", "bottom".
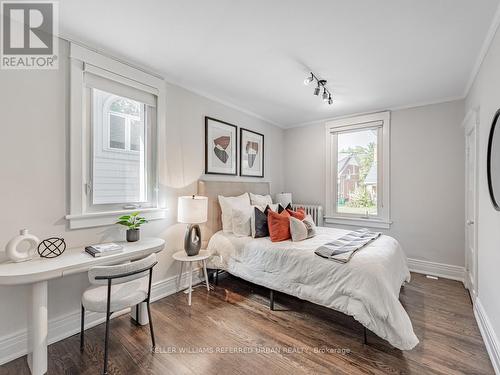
{"left": 1, "top": 1, "right": 58, "bottom": 69}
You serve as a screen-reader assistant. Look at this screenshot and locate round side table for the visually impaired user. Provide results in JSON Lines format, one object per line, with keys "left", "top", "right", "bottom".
{"left": 172, "top": 250, "right": 211, "bottom": 306}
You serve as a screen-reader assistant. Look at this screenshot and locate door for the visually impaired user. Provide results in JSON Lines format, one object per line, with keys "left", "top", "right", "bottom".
{"left": 464, "top": 110, "right": 478, "bottom": 302}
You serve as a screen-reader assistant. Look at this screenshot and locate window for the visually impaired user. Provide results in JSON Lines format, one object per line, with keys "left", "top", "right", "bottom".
{"left": 67, "top": 44, "right": 167, "bottom": 229}
{"left": 337, "top": 128, "right": 378, "bottom": 216}
{"left": 91, "top": 89, "right": 152, "bottom": 206}
{"left": 325, "top": 112, "right": 391, "bottom": 229}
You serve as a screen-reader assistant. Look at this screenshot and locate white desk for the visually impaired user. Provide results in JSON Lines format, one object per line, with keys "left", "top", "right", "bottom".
{"left": 0, "top": 237, "right": 165, "bottom": 375}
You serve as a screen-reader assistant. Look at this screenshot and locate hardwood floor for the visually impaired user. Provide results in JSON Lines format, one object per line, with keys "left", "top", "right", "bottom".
{"left": 1, "top": 273, "right": 493, "bottom": 375}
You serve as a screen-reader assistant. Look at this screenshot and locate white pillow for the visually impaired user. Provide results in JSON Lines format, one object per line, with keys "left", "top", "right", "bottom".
{"left": 268, "top": 203, "right": 280, "bottom": 212}
{"left": 289, "top": 215, "right": 316, "bottom": 242}
{"left": 249, "top": 193, "right": 273, "bottom": 207}
{"left": 232, "top": 206, "right": 253, "bottom": 237}
{"left": 218, "top": 193, "right": 250, "bottom": 233}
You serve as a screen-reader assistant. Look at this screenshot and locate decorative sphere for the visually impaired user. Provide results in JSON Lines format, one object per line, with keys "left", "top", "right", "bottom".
{"left": 37, "top": 238, "right": 66, "bottom": 258}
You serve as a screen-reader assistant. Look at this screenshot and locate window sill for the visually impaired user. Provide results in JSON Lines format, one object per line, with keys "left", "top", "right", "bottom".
{"left": 324, "top": 216, "right": 392, "bottom": 229}
{"left": 65, "top": 208, "right": 168, "bottom": 229}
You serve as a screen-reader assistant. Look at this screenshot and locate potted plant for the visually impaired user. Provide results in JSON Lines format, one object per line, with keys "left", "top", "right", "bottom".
{"left": 116, "top": 212, "right": 148, "bottom": 242}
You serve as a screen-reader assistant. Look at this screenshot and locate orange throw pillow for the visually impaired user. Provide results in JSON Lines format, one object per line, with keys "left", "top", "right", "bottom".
{"left": 268, "top": 210, "right": 291, "bottom": 242}
{"left": 287, "top": 207, "right": 306, "bottom": 220}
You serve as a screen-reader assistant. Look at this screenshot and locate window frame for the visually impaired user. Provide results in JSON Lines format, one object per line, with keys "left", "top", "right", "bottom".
{"left": 67, "top": 43, "right": 167, "bottom": 229}
{"left": 325, "top": 111, "right": 391, "bottom": 229}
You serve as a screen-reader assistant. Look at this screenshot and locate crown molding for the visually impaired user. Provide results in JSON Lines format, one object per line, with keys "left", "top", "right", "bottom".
{"left": 463, "top": 2, "right": 500, "bottom": 97}
{"left": 285, "top": 96, "right": 465, "bottom": 129}
{"left": 60, "top": 34, "right": 285, "bottom": 129}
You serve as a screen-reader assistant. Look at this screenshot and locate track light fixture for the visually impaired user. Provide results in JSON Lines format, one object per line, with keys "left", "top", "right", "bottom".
{"left": 303, "top": 72, "right": 333, "bottom": 105}
{"left": 322, "top": 88, "right": 329, "bottom": 101}
{"left": 304, "top": 73, "right": 314, "bottom": 85}
{"left": 313, "top": 84, "right": 321, "bottom": 96}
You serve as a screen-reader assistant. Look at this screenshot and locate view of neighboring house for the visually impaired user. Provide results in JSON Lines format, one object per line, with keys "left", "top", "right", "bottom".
{"left": 364, "top": 163, "right": 377, "bottom": 202}
{"left": 337, "top": 154, "right": 360, "bottom": 203}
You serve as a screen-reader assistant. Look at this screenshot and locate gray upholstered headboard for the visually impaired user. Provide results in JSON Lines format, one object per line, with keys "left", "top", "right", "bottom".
{"left": 198, "top": 180, "right": 271, "bottom": 246}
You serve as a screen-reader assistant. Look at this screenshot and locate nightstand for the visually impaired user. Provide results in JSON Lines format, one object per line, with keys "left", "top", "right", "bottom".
{"left": 172, "top": 250, "right": 211, "bottom": 305}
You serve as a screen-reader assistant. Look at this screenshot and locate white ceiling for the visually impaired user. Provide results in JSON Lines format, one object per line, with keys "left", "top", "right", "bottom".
{"left": 60, "top": 0, "right": 499, "bottom": 127}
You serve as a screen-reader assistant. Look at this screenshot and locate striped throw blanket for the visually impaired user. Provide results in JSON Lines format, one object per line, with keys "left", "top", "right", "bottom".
{"left": 315, "top": 228, "right": 381, "bottom": 263}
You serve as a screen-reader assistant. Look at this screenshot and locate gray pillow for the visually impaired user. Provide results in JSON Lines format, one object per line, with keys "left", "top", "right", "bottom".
{"left": 252, "top": 206, "right": 270, "bottom": 238}
{"left": 289, "top": 215, "right": 316, "bottom": 242}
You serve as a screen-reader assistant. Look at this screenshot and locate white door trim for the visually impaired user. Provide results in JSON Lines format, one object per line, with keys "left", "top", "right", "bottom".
{"left": 463, "top": 107, "right": 479, "bottom": 303}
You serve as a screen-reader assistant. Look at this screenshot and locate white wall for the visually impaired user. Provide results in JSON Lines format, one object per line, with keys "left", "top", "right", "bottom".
{"left": 284, "top": 100, "right": 465, "bottom": 267}
{"left": 0, "top": 39, "right": 284, "bottom": 361}
{"left": 465, "top": 22, "right": 500, "bottom": 369}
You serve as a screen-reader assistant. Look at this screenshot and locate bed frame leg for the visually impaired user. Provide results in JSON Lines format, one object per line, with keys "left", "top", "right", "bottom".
{"left": 270, "top": 289, "right": 275, "bottom": 311}
{"left": 213, "top": 270, "right": 219, "bottom": 286}
{"left": 363, "top": 327, "right": 368, "bottom": 344}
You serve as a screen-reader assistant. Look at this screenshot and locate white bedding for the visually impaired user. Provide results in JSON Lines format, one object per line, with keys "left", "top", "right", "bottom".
{"left": 207, "top": 226, "right": 419, "bottom": 350}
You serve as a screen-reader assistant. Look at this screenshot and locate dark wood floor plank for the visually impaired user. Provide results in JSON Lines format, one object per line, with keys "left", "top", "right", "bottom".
{"left": 0, "top": 272, "right": 494, "bottom": 375}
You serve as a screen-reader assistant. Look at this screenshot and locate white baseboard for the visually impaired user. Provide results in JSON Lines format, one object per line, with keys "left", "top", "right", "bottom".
{"left": 407, "top": 258, "right": 465, "bottom": 282}
{"left": 0, "top": 269, "right": 204, "bottom": 366}
{"left": 474, "top": 299, "right": 500, "bottom": 375}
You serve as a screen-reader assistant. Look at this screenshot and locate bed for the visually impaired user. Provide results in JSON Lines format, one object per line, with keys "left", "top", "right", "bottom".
{"left": 198, "top": 180, "right": 419, "bottom": 350}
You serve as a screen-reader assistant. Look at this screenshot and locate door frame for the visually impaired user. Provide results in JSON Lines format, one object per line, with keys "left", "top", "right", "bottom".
{"left": 463, "top": 107, "right": 479, "bottom": 302}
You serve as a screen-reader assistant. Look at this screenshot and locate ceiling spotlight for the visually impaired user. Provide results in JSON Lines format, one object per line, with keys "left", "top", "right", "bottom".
{"left": 304, "top": 73, "right": 314, "bottom": 86}
{"left": 322, "top": 89, "right": 329, "bottom": 101}
{"left": 313, "top": 84, "right": 321, "bottom": 96}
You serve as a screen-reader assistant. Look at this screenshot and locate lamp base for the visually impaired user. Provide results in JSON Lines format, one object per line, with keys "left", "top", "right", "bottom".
{"left": 184, "top": 224, "right": 201, "bottom": 256}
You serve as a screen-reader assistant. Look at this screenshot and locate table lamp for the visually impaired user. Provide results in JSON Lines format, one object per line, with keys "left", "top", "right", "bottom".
{"left": 178, "top": 195, "right": 208, "bottom": 256}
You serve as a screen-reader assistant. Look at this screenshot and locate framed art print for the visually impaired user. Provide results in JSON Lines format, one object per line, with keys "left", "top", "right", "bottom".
{"left": 205, "top": 117, "right": 237, "bottom": 175}
{"left": 240, "top": 128, "right": 264, "bottom": 177}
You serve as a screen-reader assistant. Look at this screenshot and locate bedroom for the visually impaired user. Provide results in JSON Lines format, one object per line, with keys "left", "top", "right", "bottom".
{"left": 0, "top": 0, "right": 499, "bottom": 374}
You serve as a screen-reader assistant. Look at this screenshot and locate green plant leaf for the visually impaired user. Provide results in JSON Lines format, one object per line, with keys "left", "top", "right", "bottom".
{"left": 116, "top": 211, "right": 147, "bottom": 229}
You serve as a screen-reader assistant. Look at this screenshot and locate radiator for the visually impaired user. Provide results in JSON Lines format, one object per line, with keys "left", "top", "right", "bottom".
{"left": 291, "top": 203, "right": 324, "bottom": 226}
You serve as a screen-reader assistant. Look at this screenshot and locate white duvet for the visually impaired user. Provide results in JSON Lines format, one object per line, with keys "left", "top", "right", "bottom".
{"left": 207, "top": 226, "right": 419, "bottom": 350}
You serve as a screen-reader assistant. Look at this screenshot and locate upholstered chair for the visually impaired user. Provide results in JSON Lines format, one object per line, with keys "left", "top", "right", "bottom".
{"left": 80, "top": 253, "right": 157, "bottom": 375}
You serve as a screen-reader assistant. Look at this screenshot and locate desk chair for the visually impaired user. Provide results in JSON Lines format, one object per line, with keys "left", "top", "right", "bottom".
{"left": 80, "top": 253, "right": 157, "bottom": 375}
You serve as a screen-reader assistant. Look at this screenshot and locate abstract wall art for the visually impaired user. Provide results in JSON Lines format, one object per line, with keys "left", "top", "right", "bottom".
{"left": 240, "top": 128, "right": 264, "bottom": 177}
{"left": 205, "top": 117, "right": 237, "bottom": 175}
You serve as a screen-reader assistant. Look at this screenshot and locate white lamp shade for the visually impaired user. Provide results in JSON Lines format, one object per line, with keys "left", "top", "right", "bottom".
{"left": 178, "top": 196, "right": 208, "bottom": 224}
{"left": 275, "top": 192, "right": 292, "bottom": 207}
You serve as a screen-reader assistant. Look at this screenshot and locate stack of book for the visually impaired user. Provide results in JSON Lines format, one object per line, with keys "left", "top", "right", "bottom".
{"left": 85, "top": 243, "right": 123, "bottom": 257}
